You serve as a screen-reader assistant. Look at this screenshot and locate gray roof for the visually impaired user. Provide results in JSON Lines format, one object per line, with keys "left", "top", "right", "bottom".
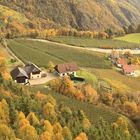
{"left": 10, "top": 67, "right": 29, "bottom": 80}
{"left": 24, "top": 63, "right": 41, "bottom": 74}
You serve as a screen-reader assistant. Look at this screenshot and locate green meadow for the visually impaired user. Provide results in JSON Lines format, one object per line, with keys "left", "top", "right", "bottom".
{"left": 7, "top": 39, "right": 111, "bottom": 69}
{"left": 116, "top": 33, "right": 140, "bottom": 44}
{"left": 49, "top": 36, "right": 140, "bottom": 48}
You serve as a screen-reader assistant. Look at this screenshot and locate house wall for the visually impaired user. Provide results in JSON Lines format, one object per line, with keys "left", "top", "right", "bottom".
{"left": 15, "top": 77, "right": 28, "bottom": 84}
{"left": 123, "top": 70, "right": 135, "bottom": 76}
{"left": 59, "top": 71, "right": 76, "bottom": 77}
{"left": 30, "top": 72, "right": 41, "bottom": 79}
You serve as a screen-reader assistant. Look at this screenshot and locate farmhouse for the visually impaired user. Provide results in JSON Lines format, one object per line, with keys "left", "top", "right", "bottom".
{"left": 116, "top": 58, "right": 128, "bottom": 68}
{"left": 54, "top": 62, "right": 78, "bottom": 76}
{"left": 122, "top": 65, "right": 136, "bottom": 75}
{"left": 10, "top": 67, "right": 29, "bottom": 84}
{"left": 24, "top": 63, "right": 41, "bottom": 79}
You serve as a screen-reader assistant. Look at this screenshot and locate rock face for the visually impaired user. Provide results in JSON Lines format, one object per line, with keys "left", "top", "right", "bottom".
{"left": 0, "top": 0, "right": 140, "bottom": 31}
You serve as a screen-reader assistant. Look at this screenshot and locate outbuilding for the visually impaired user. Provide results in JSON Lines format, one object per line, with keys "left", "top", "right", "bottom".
{"left": 10, "top": 67, "right": 29, "bottom": 84}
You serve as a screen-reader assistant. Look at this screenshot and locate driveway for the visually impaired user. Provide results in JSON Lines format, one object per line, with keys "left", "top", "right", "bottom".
{"left": 29, "top": 72, "right": 58, "bottom": 86}
{"left": 29, "top": 39, "right": 140, "bottom": 55}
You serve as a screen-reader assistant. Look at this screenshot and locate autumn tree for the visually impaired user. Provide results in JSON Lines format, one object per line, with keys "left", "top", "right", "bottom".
{"left": 0, "top": 124, "right": 16, "bottom": 140}
{"left": 0, "top": 99, "right": 10, "bottom": 124}
{"left": 101, "top": 93, "right": 113, "bottom": 106}
{"left": 39, "top": 131, "right": 52, "bottom": 140}
{"left": 43, "top": 120, "right": 53, "bottom": 134}
{"left": 43, "top": 103, "right": 57, "bottom": 123}
{"left": 18, "top": 124, "right": 38, "bottom": 140}
{"left": 75, "top": 132, "right": 88, "bottom": 140}
{"left": 53, "top": 122, "right": 64, "bottom": 140}
{"left": 48, "top": 61, "right": 55, "bottom": 73}
{"left": 82, "top": 84, "right": 99, "bottom": 103}
{"left": 26, "top": 112, "right": 40, "bottom": 126}
{"left": 98, "top": 32, "right": 109, "bottom": 39}
{"left": 63, "top": 126, "right": 72, "bottom": 140}
{"left": 123, "top": 101, "right": 138, "bottom": 118}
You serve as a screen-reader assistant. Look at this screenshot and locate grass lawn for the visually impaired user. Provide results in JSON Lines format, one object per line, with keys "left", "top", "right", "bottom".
{"left": 116, "top": 33, "right": 140, "bottom": 44}
{"left": 49, "top": 36, "right": 140, "bottom": 49}
{"left": 7, "top": 39, "right": 111, "bottom": 69}
{"left": 88, "top": 68, "right": 140, "bottom": 91}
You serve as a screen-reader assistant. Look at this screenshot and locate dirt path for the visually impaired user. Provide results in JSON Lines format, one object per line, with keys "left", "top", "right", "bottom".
{"left": 29, "top": 38, "right": 140, "bottom": 55}
{"left": 4, "top": 44, "right": 24, "bottom": 65}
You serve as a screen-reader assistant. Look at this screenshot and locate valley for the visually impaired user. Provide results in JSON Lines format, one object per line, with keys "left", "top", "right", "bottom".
{"left": 0, "top": 1, "right": 140, "bottom": 139}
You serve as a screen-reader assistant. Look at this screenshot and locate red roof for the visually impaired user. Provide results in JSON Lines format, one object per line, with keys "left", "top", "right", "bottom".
{"left": 117, "top": 58, "right": 128, "bottom": 66}
{"left": 123, "top": 64, "right": 136, "bottom": 73}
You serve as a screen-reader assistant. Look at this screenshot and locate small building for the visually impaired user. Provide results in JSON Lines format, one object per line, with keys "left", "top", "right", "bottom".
{"left": 10, "top": 67, "right": 29, "bottom": 84}
{"left": 116, "top": 58, "right": 128, "bottom": 68}
{"left": 24, "top": 63, "right": 41, "bottom": 79}
{"left": 54, "top": 62, "right": 78, "bottom": 76}
{"left": 122, "top": 65, "right": 136, "bottom": 75}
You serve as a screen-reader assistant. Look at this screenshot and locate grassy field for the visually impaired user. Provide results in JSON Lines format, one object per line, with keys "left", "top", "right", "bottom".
{"left": 49, "top": 36, "right": 140, "bottom": 48}
{"left": 88, "top": 68, "right": 140, "bottom": 91}
{"left": 116, "top": 33, "right": 140, "bottom": 44}
{"left": 7, "top": 39, "right": 111, "bottom": 69}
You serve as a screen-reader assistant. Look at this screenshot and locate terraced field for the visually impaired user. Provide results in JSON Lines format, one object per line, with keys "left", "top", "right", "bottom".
{"left": 7, "top": 39, "right": 111, "bottom": 69}
{"left": 49, "top": 36, "right": 140, "bottom": 49}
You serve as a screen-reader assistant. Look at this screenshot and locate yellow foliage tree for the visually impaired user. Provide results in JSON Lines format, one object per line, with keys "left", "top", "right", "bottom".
{"left": 82, "top": 118, "right": 91, "bottom": 130}
{"left": 0, "top": 99, "right": 10, "bottom": 124}
{"left": 124, "top": 101, "right": 138, "bottom": 117}
{"left": 53, "top": 122, "right": 63, "bottom": 134}
{"left": 43, "top": 120, "right": 53, "bottom": 134}
{"left": 62, "top": 126, "right": 72, "bottom": 140}
{"left": 26, "top": 112, "right": 40, "bottom": 126}
{"left": 82, "top": 84, "right": 99, "bottom": 103}
{"left": 43, "top": 103, "right": 56, "bottom": 117}
{"left": 74, "top": 132, "right": 88, "bottom": 140}
{"left": 0, "top": 124, "right": 16, "bottom": 140}
{"left": 39, "top": 131, "right": 52, "bottom": 140}
{"left": 19, "top": 125, "right": 38, "bottom": 140}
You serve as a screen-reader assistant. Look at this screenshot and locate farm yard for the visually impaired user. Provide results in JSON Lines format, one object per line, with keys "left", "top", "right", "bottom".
{"left": 49, "top": 36, "right": 140, "bottom": 49}
{"left": 7, "top": 39, "right": 111, "bottom": 69}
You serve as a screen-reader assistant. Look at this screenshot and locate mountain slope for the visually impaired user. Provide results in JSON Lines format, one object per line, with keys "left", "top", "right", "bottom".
{"left": 0, "top": 0, "right": 140, "bottom": 31}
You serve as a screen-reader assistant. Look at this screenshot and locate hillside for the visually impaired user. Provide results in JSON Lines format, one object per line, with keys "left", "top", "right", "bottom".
{"left": 0, "top": 46, "right": 140, "bottom": 140}
{"left": 0, "top": 0, "right": 140, "bottom": 31}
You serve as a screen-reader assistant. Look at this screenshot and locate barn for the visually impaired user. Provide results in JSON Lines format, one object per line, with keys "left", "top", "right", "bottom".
{"left": 10, "top": 67, "right": 29, "bottom": 84}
